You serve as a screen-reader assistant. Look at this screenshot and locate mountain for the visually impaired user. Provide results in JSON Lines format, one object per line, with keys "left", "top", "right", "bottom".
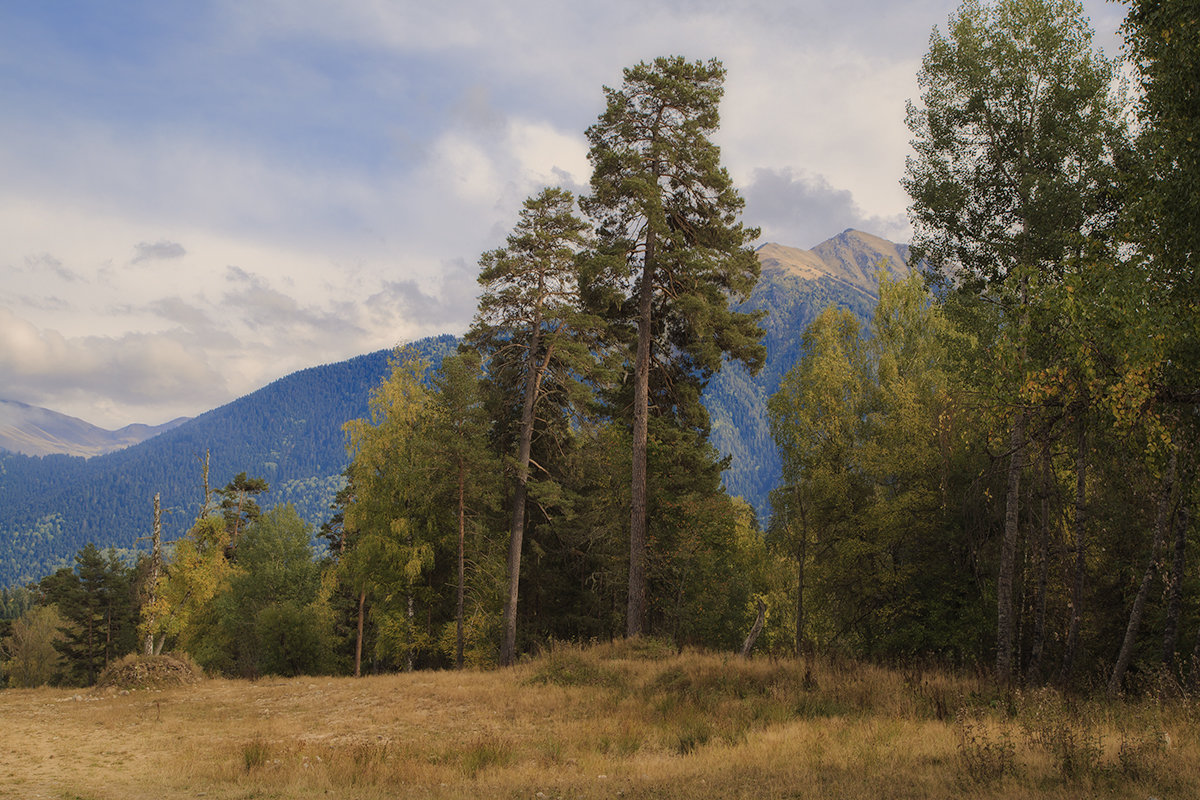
{"left": 705, "top": 230, "right": 914, "bottom": 520}
{"left": 0, "top": 230, "right": 914, "bottom": 586}
{"left": 0, "top": 399, "right": 189, "bottom": 458}
{"left": 0, "top": 335, "right": 458, "bottom": 587}
{"left": 757, "top": 230, "right": 911, "bottom": 294}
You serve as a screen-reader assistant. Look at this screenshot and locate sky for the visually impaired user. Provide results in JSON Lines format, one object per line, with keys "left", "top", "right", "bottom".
{"left": 0, "top": 0, "right": 1129, "bottom": 429}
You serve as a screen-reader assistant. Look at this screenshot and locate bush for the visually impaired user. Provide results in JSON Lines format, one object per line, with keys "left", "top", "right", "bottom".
{"left": 1, "top": 605, "right": 65, "bottom": 687}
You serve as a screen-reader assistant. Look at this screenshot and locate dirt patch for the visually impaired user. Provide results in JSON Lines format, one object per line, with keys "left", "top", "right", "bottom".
{"left": 95, "top": 653, "right": 203, "bottom": 690}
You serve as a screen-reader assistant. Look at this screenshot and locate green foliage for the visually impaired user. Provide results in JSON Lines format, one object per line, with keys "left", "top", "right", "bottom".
{"left": 5, "top": 27, "right": 1197, "bottom": 689}
{"left": 38, "top": 543, "right": 139, "bottom": 685}
{"left": 341, "top": 349, "right": 444, "bottom": 670}
{"left": 769, "top": 274, "right": 990, "bottom": 661}
{"left": 184, "top": 504, "right": 335, "bottom": 677}
{"left": 1, "top": 604, "right": 65, "bottom": 687}
{"left": 425, "top": 351, "right": 503, "bottom": 669}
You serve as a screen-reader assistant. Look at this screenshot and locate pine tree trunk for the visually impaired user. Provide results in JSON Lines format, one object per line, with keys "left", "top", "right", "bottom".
{"left": 628, "top": 226, "right": 656, "bottom": 639}
{"left": 354, "top": 589, "right": 365, "bottom": 678}
{"left": 1059, "top": 421, "right": 1087, "bottom": 685}
{"left": 1108, "top": 447, "right": 1178, "bottom": 697}
{"left": 997, "top": 414, "right": 1025, "bottom": 681}
{"left": 456, "top": 467, "right": 467, "bottom": 670}
{"left": 501, "top": 327, "right": 550, "bottom": 666}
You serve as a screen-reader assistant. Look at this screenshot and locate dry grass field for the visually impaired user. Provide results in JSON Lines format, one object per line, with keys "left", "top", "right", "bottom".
{"left": 1, "top": 641, "right": 1195, "bottom": 799}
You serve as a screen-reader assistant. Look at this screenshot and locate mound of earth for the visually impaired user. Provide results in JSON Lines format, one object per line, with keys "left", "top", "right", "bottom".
{"left": 95, "top": 653, "right": 203, "bottom": 690}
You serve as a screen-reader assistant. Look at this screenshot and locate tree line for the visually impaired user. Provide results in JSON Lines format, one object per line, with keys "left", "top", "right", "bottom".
{"left": 3, "top": 0, "right": 1197, "bottom": 693}
{"left": 770, "top": 0, "right": 1200, "bottom": 693}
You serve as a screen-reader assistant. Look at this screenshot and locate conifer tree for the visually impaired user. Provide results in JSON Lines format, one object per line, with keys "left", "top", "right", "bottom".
{"left": 39, "top": 544, "right": 137, "bottom": 685}
{"left": 465, "top": 186, "right": 594, "bottom": 666}
{"left": 582, "top": 56, "right": 763, "bottom": 637}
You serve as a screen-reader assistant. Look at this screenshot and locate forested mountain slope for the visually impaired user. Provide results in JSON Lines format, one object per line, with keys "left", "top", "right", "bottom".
{"left": 0, "top": 335, "right": 457, "bottom": 586}
{"left": 0, "top": 230, "right": 909, "bottom": 586}
{"left": 706, "top": 230, "right": 913, "bottom": 518}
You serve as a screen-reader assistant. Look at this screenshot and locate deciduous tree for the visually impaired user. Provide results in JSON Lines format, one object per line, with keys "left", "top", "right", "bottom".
{"left": 904, "top": 0, "right": 1126, "bottom": 680}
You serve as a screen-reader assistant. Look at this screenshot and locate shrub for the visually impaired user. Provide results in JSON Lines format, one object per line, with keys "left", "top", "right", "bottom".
{"left": 954, "top": 707, "right": 1015, "bottom": 785}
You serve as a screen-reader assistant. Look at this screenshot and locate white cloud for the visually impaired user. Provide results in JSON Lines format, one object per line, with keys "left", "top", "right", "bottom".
{"left": 0, "top": 0, "right": 1127, "bottom": 426}
{"left": 743, "top": 167, "right": 910, "bottom": 249}
{"left": 0, "top": 307, "right": 228, "bottom": 426}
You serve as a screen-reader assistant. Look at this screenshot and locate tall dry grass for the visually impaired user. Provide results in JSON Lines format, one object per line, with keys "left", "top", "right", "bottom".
{"left": 0, "top": 642, "right": 1194, "bottom": 799}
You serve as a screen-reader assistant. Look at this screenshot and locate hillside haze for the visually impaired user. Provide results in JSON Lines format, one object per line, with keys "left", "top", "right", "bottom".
{"left": 0, "top": 399, "right": 189, "bottom": 458}
{"left": 0, "top": 231, "right": 913, "bottom": 586}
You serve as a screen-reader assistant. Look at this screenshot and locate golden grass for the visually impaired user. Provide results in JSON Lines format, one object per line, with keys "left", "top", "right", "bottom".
{"left": 0, "top": 644, "right": 1194, "bottom": 799}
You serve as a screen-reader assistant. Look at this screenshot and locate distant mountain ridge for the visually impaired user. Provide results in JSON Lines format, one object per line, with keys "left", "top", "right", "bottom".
{"left": 0, "top": 231, "right": 914, "bottom": 586}
{"left": 757, "top": 230, "right": 911, "bottom": 294}
{"left": 0, "top": 399, "right": 189, "bottom": 458}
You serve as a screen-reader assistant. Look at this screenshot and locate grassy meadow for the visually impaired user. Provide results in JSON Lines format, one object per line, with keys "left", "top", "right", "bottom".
{"left": 1, "top": 641, "right": 1195, "bottom": 799}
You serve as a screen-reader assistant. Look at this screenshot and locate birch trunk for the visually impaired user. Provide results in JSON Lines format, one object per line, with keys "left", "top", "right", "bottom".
{"left": 1059, "top": 422, "right": 1087, "bottom": 685}
{"left": 1108, "top": 447, "right": 1177, "bottom": 697}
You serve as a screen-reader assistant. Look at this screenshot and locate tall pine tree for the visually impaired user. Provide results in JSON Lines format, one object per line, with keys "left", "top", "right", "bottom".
{"left": 465, "top": 186, "right": 595, "bottom": 666}
{"left": 581, "top": 56, "right": 764, "bottom": 637}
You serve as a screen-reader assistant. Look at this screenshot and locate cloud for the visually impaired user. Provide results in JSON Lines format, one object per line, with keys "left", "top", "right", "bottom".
{"left": 366, "top": 256, "right": 479, "bottom": 331}
{"left": 0, "top": 307, "right": 229, "bottom": 424}
{"left": 0, "top": 0, "right": 1124, "bottom": 428}
{"left": 222, "top": 265, "right": 369, "bottom": 347}
{"left": 133, "top": 240, "right": 187, "bottom": 263}
{"left": 23, "top": 252, "right": 83, "bottom": 283}
{"left": 742, "top": 167, "right": 910, "bottom": 249}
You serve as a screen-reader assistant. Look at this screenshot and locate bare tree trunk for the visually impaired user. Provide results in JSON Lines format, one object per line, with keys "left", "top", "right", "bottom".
{"left": 741, "top": 598, "right": 767, "bottom": 658}
{"left": 144, "top": 493, "right": 162, "bottom": 656}
{"left": 501, "top": 328, "right": 551, "bottom": 666}
{"left": 628, "top": 225, "right": 656, "bottom": 639}
{"left": 456, "top": 467, "right": 466, "bottom": 670}
{"left": 1108, "top": 447, "right": 1178, "bottom": 697}
{"left": 355, "top": 589, "right": 365, "bottom": 678}
{"left": 997, "top": 414, "right": 1025, "bottom": 682}
{"left": 198, "top": 449, "right": 213, "bottom": 519}
{"left": 1059, "top": 421, "right": 1087, "bottom": 685}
